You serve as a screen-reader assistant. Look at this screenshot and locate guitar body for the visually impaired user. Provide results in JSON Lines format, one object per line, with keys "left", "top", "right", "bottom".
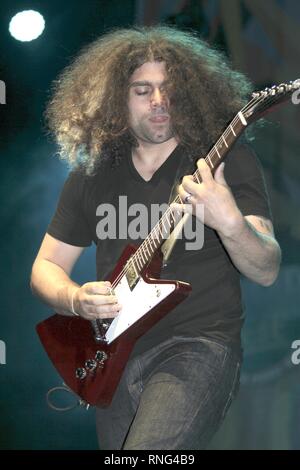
{"left": 36, "top": 244, "right": 191, "bottom": 407}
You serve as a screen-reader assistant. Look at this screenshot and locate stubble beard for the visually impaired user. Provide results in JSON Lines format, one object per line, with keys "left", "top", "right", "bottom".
{"left": 137, "top": 119, "right": 174, "bottom": 144}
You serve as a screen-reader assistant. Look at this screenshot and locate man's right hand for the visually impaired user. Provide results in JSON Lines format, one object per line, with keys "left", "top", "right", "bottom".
{"left": 71, "top": 281, "right": 121, "bottom": 320}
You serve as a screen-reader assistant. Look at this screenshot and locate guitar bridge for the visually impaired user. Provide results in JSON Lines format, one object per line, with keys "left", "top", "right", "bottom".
{"left": 91, "top": 319, "right": 111, "bottom": 343}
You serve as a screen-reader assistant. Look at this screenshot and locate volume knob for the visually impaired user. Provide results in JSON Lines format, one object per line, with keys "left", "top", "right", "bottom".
{"left": 85, "top": 359, "right": 97, "bottom": 371}
{"left": 75, "top": 367, "right": 87, "bottom": 380}
{"left": 95, "top": 350, "right": 108, "bottom": 364}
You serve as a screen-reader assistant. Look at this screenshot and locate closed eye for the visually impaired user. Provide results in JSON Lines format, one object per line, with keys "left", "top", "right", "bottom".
{"left": 135, "top": 91, "right": 149, "bottom": 95}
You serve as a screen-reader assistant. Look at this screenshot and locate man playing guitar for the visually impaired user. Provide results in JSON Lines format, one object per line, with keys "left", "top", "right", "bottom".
{"left": 31, "top": 26, "right": 281, "bottom": 450}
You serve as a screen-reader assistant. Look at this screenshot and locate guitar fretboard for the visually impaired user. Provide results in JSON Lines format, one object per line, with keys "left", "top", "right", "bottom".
{"left": 124, "top": 111, "right": 247, "bottom": 287}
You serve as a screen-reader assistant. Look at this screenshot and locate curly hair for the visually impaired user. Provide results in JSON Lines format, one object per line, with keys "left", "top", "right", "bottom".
{"left": 45, "top": 25, "right": 253, "bottom": 174}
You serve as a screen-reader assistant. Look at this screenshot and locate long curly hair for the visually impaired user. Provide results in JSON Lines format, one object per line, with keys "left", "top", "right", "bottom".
{"left": 45, "top": 26, "right": 253, "bottom": 174}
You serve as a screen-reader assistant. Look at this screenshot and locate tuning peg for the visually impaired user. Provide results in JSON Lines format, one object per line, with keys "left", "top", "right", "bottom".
{"left": 292, "top": 79, "right": 300, "bottom": 89}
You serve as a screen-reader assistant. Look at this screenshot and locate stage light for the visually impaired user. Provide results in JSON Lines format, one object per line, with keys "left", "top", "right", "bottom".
{"left": 9, "top": 10, "right": 45, "bottom": 42}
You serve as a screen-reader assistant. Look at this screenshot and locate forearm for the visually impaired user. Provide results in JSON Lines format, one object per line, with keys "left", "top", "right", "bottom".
{"left": 218, "top": 215, "right": 281, "bottom": 286}
{"left": 31, "top": 259, "right": 79, "bottom": 316}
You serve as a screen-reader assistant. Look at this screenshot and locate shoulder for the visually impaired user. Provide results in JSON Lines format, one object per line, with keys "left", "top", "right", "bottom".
{"left": 66, "top": 157, "right": 127, "bottom": 205}
{"left": 66, "top": 161, "right": 112, "bottom": 190}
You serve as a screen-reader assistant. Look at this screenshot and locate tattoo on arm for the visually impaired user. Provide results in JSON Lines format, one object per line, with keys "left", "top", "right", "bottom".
{"left": 256, "top": 217, "right": 274, "bottom": 235}
{"left": 245, "top": 215, "right": 274, "bottom": 237}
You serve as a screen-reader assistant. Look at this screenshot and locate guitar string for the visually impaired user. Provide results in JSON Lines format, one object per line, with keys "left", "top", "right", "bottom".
{"left": 108, "top": 93, "right": 266, "bottom": 291}
{"left": 107, "top": 88, "right": 287, "bottom": 291}
{"left": 108, "top": 96, "right": 261, "bottom": 289}
{"left": 116, "top": 80, "right": 300, "bottom": 287}
{"left": 129, "top": 88, "right": 290, "bottom": 270}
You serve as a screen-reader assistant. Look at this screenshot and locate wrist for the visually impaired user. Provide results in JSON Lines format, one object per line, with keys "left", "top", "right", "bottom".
{"left": 70, "top": 286, "right": 80, "bottom": 317}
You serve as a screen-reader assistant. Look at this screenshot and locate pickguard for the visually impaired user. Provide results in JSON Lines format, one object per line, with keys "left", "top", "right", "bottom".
{"left": 105, "top": 275, "right": 175, "bottom": 343}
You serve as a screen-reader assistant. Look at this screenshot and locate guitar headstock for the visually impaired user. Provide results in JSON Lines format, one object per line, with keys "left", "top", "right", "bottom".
{"left": 243, "top": 79, "right": 300, "bottom": 123}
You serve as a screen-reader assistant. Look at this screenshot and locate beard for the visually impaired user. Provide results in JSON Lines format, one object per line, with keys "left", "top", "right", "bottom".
{"left": 131, "top": 115, "right": 174, "bottom": 144}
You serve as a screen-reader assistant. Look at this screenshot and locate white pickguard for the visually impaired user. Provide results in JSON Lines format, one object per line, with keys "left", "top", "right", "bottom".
{"left": 105, "top": 275, "right": 175, "bottom": 344}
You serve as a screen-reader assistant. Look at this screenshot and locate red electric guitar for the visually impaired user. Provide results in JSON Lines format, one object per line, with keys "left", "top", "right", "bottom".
{"left": 37, "top": 79, "right": 300, "bottom": 407}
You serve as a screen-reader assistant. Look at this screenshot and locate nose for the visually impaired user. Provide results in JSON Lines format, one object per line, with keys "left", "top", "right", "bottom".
{"left": 150, "top": 88, "right": 166, "bottom": 109}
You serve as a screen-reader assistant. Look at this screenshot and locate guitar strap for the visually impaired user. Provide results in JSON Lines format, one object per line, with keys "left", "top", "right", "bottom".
{"left": 161, "top": 149, "right": 196, "bottom": 264}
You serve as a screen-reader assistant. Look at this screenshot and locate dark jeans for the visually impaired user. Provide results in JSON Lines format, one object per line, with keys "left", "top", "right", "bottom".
{"left": 95, "top": 336, "right": 241, "bottom": 450}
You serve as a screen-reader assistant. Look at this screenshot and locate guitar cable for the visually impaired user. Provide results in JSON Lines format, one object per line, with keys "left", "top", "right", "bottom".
{"left": 46, "top": 383, "right": 90, "bottom": 412}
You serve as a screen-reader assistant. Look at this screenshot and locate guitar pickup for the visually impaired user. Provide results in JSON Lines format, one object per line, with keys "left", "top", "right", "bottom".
{"left": 125, "top": 262, "right": 140, "bottom": 290}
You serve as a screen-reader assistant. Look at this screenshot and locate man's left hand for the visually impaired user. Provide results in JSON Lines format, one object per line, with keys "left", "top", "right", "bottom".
{"left": 175, "top": 158, "right": 244, "bottom": 237}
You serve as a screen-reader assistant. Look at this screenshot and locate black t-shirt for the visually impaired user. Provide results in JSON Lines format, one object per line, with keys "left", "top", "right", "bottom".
{"left": 47, "top": 143, "right": 271, "bottom": 355}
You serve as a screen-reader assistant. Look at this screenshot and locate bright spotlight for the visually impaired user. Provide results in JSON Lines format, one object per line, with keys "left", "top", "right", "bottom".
{"left": 9, "top": 10, "right": 45, "bottom": 42}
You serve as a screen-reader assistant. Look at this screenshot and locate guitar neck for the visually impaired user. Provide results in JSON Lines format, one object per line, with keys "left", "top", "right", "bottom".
{"left": 120, "top": 78, "right": 300, "bottom": 287}
{"left": 123, "top": 111, "right": 248, "bottom": 283}
{"left": 201, "top": 111, "right": 247, "bottom": 173}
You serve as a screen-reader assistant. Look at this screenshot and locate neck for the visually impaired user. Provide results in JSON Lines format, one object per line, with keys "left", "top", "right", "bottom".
{"left": 132, "top": 138, "right": 179, "bottom": 181}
